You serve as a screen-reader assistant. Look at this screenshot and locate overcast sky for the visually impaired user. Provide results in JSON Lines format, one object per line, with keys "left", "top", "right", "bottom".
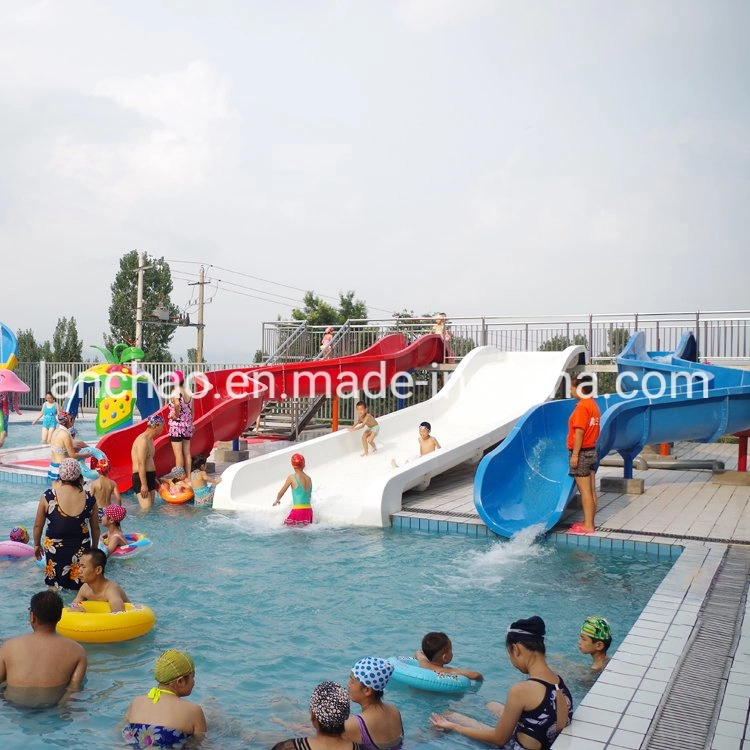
{"left": 1, "top": 0, "right": 748, "bottom": 361}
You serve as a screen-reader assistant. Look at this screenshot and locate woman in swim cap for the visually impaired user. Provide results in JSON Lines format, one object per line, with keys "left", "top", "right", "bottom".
{"left": 122, "top": 649, "right": 206, "bottom": 747}
{"left": 344, "top": 657, "right": 403, "bottom": 750}
{"left": 272, "top": 453, "right": 313, "bottom": 526}
{"left": 272, "top": 681, "right": 354, "bottom": 750}
{"left": 430, "top": 616, "right": 572, "bottom": 749}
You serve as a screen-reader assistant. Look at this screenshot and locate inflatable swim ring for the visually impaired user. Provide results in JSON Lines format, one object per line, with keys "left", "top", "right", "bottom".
{"left": 78, "top": 446, "right": 108, "bottom": 481}
{"left": 158, "top": 487, "right": 194, "bottom": 504}
{"left": 386, "top": 657, "right": 471, "bottom": 693}
{"left": 99, "top": 532, "right": 152, "bottom": 559}
{"left": 56, "top": 601, "right": 156, "bottom": 643}
{"left": 0, "top": 540, "right": 34, "bottom": 559}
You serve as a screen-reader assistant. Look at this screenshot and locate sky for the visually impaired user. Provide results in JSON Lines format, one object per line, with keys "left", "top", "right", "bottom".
{"left": 1, "top": 0, "right": 748, "bottom": 362}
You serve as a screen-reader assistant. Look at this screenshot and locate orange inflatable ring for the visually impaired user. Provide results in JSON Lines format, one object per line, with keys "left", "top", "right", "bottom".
{"left": 158, "top": 487, "right": 194, "bottom": 504}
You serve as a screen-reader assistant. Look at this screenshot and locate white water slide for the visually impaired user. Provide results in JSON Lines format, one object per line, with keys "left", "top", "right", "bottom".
{"left": 213, "top": 345, "right": 585, "bottom": 526}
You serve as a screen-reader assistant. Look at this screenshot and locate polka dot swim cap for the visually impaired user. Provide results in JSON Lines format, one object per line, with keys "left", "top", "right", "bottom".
{"left": 351, "top": 657, "right": 394, "bottom": 692}
{"left": 58, "top": 458, "right": 82, "bottom": 482}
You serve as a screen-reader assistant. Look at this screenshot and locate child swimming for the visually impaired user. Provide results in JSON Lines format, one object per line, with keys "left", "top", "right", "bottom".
{"left": 416, "top": 632, "right": 483, "bottom": 681}
{"left": 578, "top": 615, "right": 612, "bottom": 672}
{"left": 190, "top": 455, "right": 222, "bottom": 506}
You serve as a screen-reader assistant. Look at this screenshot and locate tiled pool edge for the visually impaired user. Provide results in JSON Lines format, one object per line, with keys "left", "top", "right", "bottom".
{"left": 390, "top": 518, "right": 735, "bottom": 748}
{"left": 553, "top": 539, "right": 727, "bottom": 749}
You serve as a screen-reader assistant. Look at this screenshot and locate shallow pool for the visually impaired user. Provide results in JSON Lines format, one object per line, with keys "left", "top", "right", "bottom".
{"left": 2, "top": 420, "right": 99, "bottom": 450}
{"left": 0, "top": 481, "right": 675, "bottom": 749}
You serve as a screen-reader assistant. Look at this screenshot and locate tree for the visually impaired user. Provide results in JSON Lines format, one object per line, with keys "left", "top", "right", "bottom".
{"left": 253, "top": 349, "right": 267, "bottom": 364}
{"left": 106, "top": 251, "right": 178, "bottom": 362}
{"left": 539, "top": 334, "right": 588, "bottom": 352}
{"left": 291, "top": 291, "right": 368, "bottom": 326}
{"left": 16, "top": 328, "right": 53, "bottom": 361}
{"left": 186, "top": 348, "right": 205, "bottom": 364}
{"left": 608, "top": 327, "right": 631, "bottom": 356}
{"left": 51, "top": 317, "right": 83, "bottom": 362}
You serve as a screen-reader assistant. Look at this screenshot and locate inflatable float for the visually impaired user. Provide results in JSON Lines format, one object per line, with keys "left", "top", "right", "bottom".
{"left": 0, "top": 540, "right": 35, "bottom": 559}
{"left": 56, "top": 601, "right": 156, "bottom": 643}
{"left": 78, "top": 446, "right": 108, "bottom": 481}
{"left": 386, "top": 657, "right": 471, "bottom": 693}
{"left": 99, "top": 532, "right": 152, "bottom": 560}
{"left": 159, "top": 487, "right": 194, "bottom": 504}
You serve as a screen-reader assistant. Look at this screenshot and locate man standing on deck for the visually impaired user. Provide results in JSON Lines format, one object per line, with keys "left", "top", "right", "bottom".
{"left": 567, "top": 375, "right": 601, "bottom": 535}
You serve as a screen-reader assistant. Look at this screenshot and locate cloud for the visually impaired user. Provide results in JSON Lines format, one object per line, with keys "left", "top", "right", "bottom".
{"left": 14, "top": 0, "right": 55, "bottom": 24}
{"left": 48, "top": 60, "right": 234, "bottom": 204}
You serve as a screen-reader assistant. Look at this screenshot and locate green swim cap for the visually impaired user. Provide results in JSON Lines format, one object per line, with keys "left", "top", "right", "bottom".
{"left": 580, "top": 616, "right": 611, "bottom": 642}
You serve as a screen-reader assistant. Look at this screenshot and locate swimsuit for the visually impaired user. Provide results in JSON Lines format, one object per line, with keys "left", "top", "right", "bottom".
{"left": 42, "top": 403, "right": 58, "bottom": 429}
{"left": 122, "top": 724, "right": 191, "bottom": 749}
{"left": 168, "top": 393, "right": 193, "bottom": 440}
{"left": 272, "top": 740, "right": 362, "bottom": 750}
{"left": 511, "top": 677, "right": 573, "bottom": 750}
{"left": 191, "top": 470, "right": 214, "bottom": 505}
{"left": 366, "top": 424, "right": 380, "bottom": 435}
{"left": 132, "top": 471, "right": 157, "bottom": 493}
{"left": 48, "top": 440, "right": 69, "bottom": 481}
{"left": 42, "top": 488, "right": 96, "bottom": 591}
{"left": 283, "top": 479, "right": 313, "bottom": 526}
{"left": 355, "top": 714, "right": 403, "bottom": 750}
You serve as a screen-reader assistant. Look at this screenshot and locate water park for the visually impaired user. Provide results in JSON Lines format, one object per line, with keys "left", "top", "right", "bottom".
{"left": 1, "top": 312, "right": 749, "bottom": 749}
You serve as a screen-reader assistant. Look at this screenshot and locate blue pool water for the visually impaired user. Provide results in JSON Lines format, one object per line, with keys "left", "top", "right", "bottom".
{"left": 0, "top": 479, "right": 676, "bottom": 749}
{"left": 1, "top": 420, "right": 99, "bottom": 450}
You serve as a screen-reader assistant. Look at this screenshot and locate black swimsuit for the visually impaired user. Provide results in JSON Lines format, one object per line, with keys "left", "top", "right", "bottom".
{"left": 514, "top": 677, "right": 573, "bottom": 750}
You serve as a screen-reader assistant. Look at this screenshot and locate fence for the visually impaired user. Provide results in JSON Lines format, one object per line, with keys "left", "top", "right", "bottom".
{"left": 14, "top": 310, "right": 750, "bottom": 412}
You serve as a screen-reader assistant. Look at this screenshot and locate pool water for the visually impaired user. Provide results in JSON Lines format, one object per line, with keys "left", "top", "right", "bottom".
{"left": 0, "top": 480, "right": 676, "bottom": 749}
{"left": 2, "top": 420, "right": 99, "bottom": 450}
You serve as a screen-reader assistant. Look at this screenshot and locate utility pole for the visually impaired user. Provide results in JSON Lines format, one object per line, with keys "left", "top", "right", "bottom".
{"left": 135, "top": 250, "right": 145, "bottom": 350}
{"left": 189, "top": 266, "right": 207, "bottom": 363}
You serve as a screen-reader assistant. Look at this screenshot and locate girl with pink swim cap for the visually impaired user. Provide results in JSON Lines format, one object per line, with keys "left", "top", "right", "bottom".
{"left": 272, "top": 453, "right": 313, "bottom": 525}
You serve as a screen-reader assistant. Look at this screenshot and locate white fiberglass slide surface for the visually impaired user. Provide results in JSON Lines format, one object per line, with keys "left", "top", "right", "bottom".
{"left": 213, "top": 346, "right": 585, "bottom": 527}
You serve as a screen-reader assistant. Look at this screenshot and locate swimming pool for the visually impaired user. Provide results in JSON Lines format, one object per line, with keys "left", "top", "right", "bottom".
{"left": 0, "top": 481, "right": 676, "bottom": 749}
{"left": 1, "top": 420, "right": 99, "bottom": 450}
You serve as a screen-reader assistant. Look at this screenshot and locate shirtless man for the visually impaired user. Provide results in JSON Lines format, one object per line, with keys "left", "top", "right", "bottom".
{"left": 71, "top": 548, "right": 130, "bottom": 613}
{"left": 48, "top": 412, "right": 87, "bottom": 482}
{"left": 0, "top": 590, "right": 87, "bottom": 708}
{"left": 131, "top": 414, "right": 165, "bottom": 508}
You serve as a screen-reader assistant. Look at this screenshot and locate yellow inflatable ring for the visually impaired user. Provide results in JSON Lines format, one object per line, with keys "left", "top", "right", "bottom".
{"left": 158, "top": 487, "right": 194, "bottom": 504}
{"left": 56, "top": 601, "right": 156, "bottom": 643}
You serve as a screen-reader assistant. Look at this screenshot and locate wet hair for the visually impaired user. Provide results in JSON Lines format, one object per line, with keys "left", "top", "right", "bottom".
{"left": 506, "top": 616, "right": 546, "bottom": 654}
{"left": 355, "top": 400, "right": 367, "bottom": 409}
{"left": 419, "top": 421, "right": 431, "bottom": 431}
{"left": 82, "top": 547, "right": 107, "bottom": 572}
{"left": 421, "top": 631, "right": 450, "bottom": 661}
{"left": 30, "top": 590, "right": 64, "bottom": 625}
{"left": 192, "top": 455, "right": 207, "bottom": 471}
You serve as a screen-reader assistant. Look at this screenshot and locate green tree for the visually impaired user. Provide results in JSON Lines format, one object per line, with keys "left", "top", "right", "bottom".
{"left": 608, "top": 327, "right": 631, "bottom": 356}
{"left": 539, "top": 334, "right": 588, "bottom": 352}
{"left": 186, "top": 347, "right": 205, "bottom": 364}
{"left": 253, "top": 349, "right": 267, "bottom": 364}
{"left": 16, "top": 328, "right": 53, "bottom": 361}
{"left": 291, "top": 291, "right": 368, "bottom": 326}
{"left": 105, "top": 251, "right": 178, "bottom": 362}
{"left": 51, "top": 317, "right": 83, "bottom": 362}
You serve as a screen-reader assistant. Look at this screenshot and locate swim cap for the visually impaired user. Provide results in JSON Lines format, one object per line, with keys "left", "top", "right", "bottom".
{"left": 309, "top": 681, "right": 350, "bottom": 734}
{"left": 57, "top": 411, "right": 74, "bottom": 428}
{"left": 581, "top": 616, "right": 611, "bottom": 643}
{"left": 168, "top": 466, "right": 186, "bottom": 479}
{"left": 58, "top": 458, "right": 82, "bottom": 482}
{"left": 351, "top": 657, "right": 394, "bottom": 692}
{"left": 325, "top": 326, "right": 334, "bottom": 334}
{"left": 10, "top": 526, "right": 29, "bottom": 543}
{"left": 103, "top": 504, "right": 126, "bottom": 523}
{"left": 154, "top": 649, "right": 195, "bottom": 684}
{"left": 147, "top": 414, "right": 164, "bottom": 428}
{"left": 172, "top": 369, "right": 185, "bottom": 384}
{"left": 291, "top": 453, "right": 305, "bottom": 469}
{"left": 96, "top": 458, "right": 110, "bottom": 475}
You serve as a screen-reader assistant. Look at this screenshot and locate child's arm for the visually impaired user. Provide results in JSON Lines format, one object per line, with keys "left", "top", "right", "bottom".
{"left": 348, "top": 417, "right": 363, "bottom": 431}
{"left": 439, "top": 665, "right": 484, "bottom": 680}
{"left": 204, "top": 470, "right": 222, "bottom": 487}
{"left": 273, "top": 475, "right": 293, "bottom": 505}
{"left": 432, "top": 437, "right": 441, "bottom": 450}
{"left": 111, "top": 483, "right": 122, "bottom": 504}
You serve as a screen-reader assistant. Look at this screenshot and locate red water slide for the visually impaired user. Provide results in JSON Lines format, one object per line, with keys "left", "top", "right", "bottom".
{"left": 98, "top": 334, "right": 445, "bottom": 491}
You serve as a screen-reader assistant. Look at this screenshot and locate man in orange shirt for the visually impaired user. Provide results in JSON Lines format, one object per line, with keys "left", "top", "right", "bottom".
{"left": 567, "top": 376, "right": 601, "bottom": 534}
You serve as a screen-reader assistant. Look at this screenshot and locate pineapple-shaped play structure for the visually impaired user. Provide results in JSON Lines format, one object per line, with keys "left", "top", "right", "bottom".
{"left": 67, "top": 344, "right": 160, "bottom": 436}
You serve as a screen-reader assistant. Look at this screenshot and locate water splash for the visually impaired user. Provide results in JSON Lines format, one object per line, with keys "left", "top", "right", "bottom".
{"left": 439, "top": 524, "right": 551, "bottom": 592}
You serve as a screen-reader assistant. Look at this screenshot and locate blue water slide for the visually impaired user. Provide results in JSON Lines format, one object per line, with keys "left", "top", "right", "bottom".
{"left": 474, "top": 333, "right": 750, "bottom": 538}
{"left": 1, "top": 323, "right": 18, "bottom": 368}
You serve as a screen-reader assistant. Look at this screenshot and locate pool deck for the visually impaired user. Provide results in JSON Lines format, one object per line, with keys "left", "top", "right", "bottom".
{"left": 394, "top": 441, "right": 750, "bottom": 750}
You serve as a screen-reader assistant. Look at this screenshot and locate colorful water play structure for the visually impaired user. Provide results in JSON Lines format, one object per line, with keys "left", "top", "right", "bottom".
{"left": 64, "top": 344, "right": 161, "bottom": 436}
